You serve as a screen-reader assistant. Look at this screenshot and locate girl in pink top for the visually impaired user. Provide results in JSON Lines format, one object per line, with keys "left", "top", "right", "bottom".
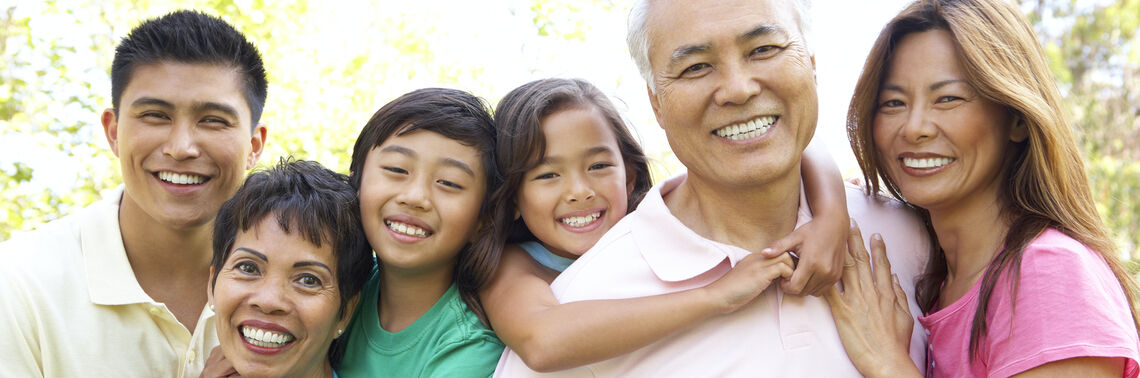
{"left": 825, "top": 0, "right": 1140, "bottom": 377}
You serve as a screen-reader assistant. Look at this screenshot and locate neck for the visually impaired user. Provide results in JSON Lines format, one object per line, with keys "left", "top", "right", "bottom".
{"left": 378, "top": 264, "right": 455, "bottom": 333}
{"left": 928, "top": 189, "right": 1010, "bottom": 295}
{"left": 117, "top": 193, "right": 212, "bottom": 331}
{"left": 665, "top": 170, "right": 802, "bottom": 253}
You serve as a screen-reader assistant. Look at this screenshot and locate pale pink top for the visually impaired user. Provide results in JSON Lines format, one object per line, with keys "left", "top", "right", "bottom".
{"left": 494, "top": 173, "right": 932, "bottom": 377}
{"left": 918, "top": 228, "right": 1140, "bottom": 378}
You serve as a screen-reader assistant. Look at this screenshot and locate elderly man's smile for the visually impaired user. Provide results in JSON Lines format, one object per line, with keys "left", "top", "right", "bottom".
{"left": 713, "top": 115, "right": 778, "bottom": 141}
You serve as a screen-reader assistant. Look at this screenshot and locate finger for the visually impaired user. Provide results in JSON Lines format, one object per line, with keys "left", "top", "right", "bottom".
{"left": 842, "top": 221, "right": 867, "bottom": 295}
{"left": 869, "top": 233, "right": 895, "bottom": 299}
{"left": 892, "top": 273, "right": 910, "bottom": 313}
{"left": 764, "top": 232, "right": 804, "bottom": 258}
{"left": 782, "top": 268, "right": 810, "bottom": 295}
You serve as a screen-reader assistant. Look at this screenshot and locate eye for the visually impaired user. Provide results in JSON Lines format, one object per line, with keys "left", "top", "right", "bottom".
{"left": 297, "top": 274, "right": 322, "bottom": 288}
{"left": 200, "top": 117, "right": 231, "bottom": 128}
{"left": 750, "top": 45, "right": 782, "bottom": 58}
{"left": 879, "top": 99, "right": 905, "bottom": 108}
{"left": 533, "top": 172, "right": 558, "bottom": 180}
{"left": 588, "top": 162, "right": 615, "bottom": 171}
{"left": 234, "top": 261, "right": 259, "bottom": 275}
{"left": 383, "top": 166, "right": 408, "bottom": 175}
{"left": 140, "top": 112, "right": 169, "bottom": 121}
{"left": 437, "top": 179, "right": 464, "bottom": 190}
{"left": 679, "top": 63, "right": 711, "bottom": 77}
{"left": 936, "top": 96, "right": 963, "bottom": 103}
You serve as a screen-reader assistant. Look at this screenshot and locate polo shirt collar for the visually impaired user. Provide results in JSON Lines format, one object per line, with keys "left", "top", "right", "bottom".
{"left": 81, "top": 186, "right": 154, "bottom": 305}
{"left": 632, "top": 172, "right": 812, "bottom": 282}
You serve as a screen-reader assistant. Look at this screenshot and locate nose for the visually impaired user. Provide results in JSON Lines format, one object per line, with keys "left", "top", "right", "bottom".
{"left": 163, "top": 120, "right": 201, "bottom": 160}
{"left": 900, "top": 106, "right": 937, "bottom": 143}
{"left": 713, "top": 62, "right": 762, "bottom": 106}
{"left": 396, "top": 176, "right": 433, "bottom": 211}
{"left": 564, "top": 174, "right": 595, "bottom": 203}
{"left": 248, "top": 278, "right": 290, "bottom": 315}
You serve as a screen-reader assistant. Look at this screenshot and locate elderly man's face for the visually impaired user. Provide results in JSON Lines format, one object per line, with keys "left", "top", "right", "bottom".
{"left": 646, "top": 0, "right": 818, "bottom": 188}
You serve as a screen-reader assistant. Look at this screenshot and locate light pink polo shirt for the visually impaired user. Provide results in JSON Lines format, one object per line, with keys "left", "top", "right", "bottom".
{"left": 495, "top": 173, "right": 931, "bottom": 377}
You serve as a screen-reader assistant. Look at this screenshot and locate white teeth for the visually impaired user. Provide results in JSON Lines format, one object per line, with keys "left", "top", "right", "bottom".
{"left": 241, "top": 326, "right": 294, "bottom": 348}
{"left": 386, "top": 220, "right": 430, "bottom": 237}
{"left": 560, "top": 212, "right": 601, "bottom": 227}
{"left": 902, "top": 157, "right": 955, "bottom": 169}
{"left": 714, "top": 116, "right": 777, "bottom": 140}
{"left": 158, "top": 171, "right": 205, "bottom": 185}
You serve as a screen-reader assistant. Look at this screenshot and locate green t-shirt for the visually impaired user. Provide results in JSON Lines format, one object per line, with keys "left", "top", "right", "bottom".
{"left": 337, "top": 268, "right": 504, "bottom": 377}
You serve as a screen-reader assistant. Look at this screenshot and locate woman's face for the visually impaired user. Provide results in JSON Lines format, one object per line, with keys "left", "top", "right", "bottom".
{"left": 872, "top": 29, "right": 1017, "bottom": 213}
{"left": 210, "top": 216, "right": 349, "bottom": 378}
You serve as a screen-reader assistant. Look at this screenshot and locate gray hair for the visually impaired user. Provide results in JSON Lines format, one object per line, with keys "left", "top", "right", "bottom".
{"left": 627, "top": 0, "right": 814, "bottom": 91}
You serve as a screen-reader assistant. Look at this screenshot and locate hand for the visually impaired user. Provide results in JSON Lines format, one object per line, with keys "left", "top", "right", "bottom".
{"left": 823, "top": 221, "right": 920, "bottom": 378}
{"left": 707, "top": 251, "right": 795, "bottom": 314}
{"left": 762, "top": 212, "right": 848, "bottom": 296}
{"left": 200, "top": 346, "right": 240, "bottom": 378}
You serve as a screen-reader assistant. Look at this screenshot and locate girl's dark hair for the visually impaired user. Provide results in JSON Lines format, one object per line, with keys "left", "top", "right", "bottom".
{"left": 470, "top": 78, "right": 651, "bottom": 310}
{"left": 347, "top": 88, "right": 501, "bottom": 325}
{"left": 210, "top": 158, "right": 372, "bottom": 367}
{"left": 847, "top": 0, "right": 1140, "bottom": 359}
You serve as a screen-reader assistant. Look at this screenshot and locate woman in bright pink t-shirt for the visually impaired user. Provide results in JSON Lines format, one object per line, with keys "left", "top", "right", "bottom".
{"left": 825, "top": 0, "right": 1140, "bottom": 377}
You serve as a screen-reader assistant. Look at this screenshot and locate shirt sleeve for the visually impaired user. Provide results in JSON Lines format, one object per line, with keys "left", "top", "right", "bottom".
{"left": 984, "top": 237, "right": 1140, "bottom": 377}
{"left": 422, "top": 335, "right": 505, "bottom": 378}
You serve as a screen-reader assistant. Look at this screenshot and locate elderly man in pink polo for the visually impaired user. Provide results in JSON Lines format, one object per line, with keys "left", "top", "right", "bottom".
{"left": 495, "top": 0, "right": 930, "bottom": 376}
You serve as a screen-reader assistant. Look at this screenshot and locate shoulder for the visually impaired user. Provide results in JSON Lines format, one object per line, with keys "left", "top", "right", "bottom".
{"left": 428, "top": 293, "right": 505, "bottom": 375}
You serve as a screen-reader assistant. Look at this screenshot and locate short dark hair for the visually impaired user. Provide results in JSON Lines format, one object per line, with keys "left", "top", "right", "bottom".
{"left": 111, "top": 10, "right": 268, "bottom": 126}
{"left": 348, "top": 87, "right": 501, "bottom": 324}
{"left": 210, "top": 157, "right": 371, "bottom": 322}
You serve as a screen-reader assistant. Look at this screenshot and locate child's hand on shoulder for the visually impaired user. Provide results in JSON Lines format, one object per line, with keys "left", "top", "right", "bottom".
{"left": 761, "top": 212, "right": 850, "bottom": 297}
{"left": 704, "top": 251, "right": 795, "bottom": 314}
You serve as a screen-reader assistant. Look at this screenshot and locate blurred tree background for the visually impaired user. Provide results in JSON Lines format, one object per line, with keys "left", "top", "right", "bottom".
{"left": 1, "top": 0, "right": 1138, "bottom": 272}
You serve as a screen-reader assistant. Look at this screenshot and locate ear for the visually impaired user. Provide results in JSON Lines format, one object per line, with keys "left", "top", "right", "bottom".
{"left": 335, "top": 294, "right": 361, "bottom": 337}
{"left": 206, "top": 266, "right": 216, "bottom": 306}
{"left": 101, "top": 108, "right": 120, "bottom": 157}
{"left": 1009, "top": 117, "right": 1028, "bottom": 143}
{"left": 646, "top": 85, "right": 665, "bottom": 131}
{"left": 247, "top": 123, "right": 268, "bottom": 170}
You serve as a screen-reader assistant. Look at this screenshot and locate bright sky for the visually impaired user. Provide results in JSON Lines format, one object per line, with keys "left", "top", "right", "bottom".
{"left": 5, "top": 0, "right": 913, "bottom": 194}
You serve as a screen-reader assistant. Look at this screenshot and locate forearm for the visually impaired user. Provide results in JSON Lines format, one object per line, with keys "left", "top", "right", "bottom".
{"left": 801, "top": 141, "right": 847, "bottom": 220}
{"left": 509, "top": 288, "right": 723, "bottom": 372}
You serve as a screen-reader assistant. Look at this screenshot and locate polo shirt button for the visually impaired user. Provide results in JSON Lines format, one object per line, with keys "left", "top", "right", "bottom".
{"left": 187, "top": 350, "right": 196, "bottom": 363}
{"left": 148, "top": 306, "right": 161, "bottom": 315}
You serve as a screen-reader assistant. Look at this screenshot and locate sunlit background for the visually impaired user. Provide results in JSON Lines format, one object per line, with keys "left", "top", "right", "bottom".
{"left": 2, "top": 0, "right": 1138, "bottom": 266}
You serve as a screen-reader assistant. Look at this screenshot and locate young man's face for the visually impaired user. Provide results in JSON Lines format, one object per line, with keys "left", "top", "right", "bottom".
{"left": 103, "top": 62, "right": 266, "bottom": 230}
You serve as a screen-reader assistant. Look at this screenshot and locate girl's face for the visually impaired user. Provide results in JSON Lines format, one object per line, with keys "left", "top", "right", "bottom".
{"left": 516, "top": 106, "right": 634, "bottom": 259}
{"left": 357, "top": 129, "right": 487, "bottom": 276}
{"left": 872, "top": 29, "right": 1017, "bottom": 213}
{"left": 210, "top": 216, "right": 348, "bottom": 378}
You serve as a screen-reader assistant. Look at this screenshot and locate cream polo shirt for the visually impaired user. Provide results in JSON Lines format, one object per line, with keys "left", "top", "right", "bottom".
{"left": 495, "top": 173, "right": 931, "bottom": 377}
{"left": 0, "top": 186, "right": 218, "bottom": 378}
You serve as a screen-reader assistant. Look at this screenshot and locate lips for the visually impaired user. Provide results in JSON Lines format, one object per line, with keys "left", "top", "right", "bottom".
{"left": 902, "top": 156, "right": 955, "bottom": 169}
{"left": 713, "top": 116, "right": 778, "bottom": 141}
{"left": 156, "top": 171, "right": 208, "bottom": 185}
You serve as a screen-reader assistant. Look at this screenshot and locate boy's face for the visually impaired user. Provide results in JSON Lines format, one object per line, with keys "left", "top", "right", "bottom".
{"left": 102, "top": 62, "right": 266, "bottom": 230}
{"left": 357, "top": 129, "right": 487, "bottom": 276}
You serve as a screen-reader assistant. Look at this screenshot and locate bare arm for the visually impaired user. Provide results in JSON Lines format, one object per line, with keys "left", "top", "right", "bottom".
{"left": 764, "top": 141, "right": 849, "bottom": 296}
{"left": 480, "top": 244, "right": 794, "bottom": 372}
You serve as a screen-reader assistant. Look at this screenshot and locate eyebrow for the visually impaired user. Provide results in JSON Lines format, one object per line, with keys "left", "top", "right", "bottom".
{"left": 537, "top": 146, "right": 618, "bottom": 165}
{"left": 128, "top": 97, "right": 240, "bottom": 119}
{"left": 668, "top": 24, "right": 788, "bottom": 66}
{"left": 881, "top": 79, "right": 967, "bottom": 94}
{"left": 293, "top": 261, "right": 333, "bottom": 274}
{"left": 380, "top": 144, "right": 477, "bottom": 177}
{"left": 234, "top": 247, "right": 268, "bottom": 261}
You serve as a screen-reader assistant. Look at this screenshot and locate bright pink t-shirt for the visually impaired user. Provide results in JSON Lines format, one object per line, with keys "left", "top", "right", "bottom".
{"left": 917, "top": 228, "right": 1140, "bottom": 377}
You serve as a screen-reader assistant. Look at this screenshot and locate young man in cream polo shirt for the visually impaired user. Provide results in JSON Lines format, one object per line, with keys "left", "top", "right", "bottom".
{"left": 495, "top": 0, "right": 930, "bottom": 376}
{"left": 0, "top": 11, "right": 267, "bottom": 377}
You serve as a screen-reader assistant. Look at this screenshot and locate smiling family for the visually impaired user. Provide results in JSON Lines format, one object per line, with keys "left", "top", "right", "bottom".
{"left": 1, "top": 0, "right": 1138, "bottom": 377}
